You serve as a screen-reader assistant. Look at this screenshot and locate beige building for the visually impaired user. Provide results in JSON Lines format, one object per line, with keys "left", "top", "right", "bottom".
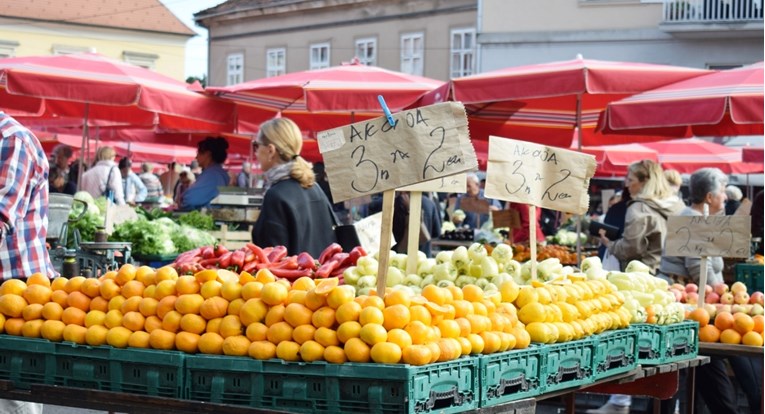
{"left": 478, "top": 0, "right": 763, "bottom": 70}
{"left": 0, "top": 0, "right": 195, "bottom": 81}
{"left": 195, "top": 0, "right": 478, "bottom": 86}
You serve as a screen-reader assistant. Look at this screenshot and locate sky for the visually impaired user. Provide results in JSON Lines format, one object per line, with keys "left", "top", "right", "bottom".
{"left": 159, "top": 0, "right": 224, "bottom": 80}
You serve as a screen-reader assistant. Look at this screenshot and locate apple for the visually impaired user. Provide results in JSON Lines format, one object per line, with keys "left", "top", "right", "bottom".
{"left": 749, "top": 291, "right": 764, "bottom": 306}
{"left": 731, "top": 281, "right": 748, "bottom": 295}
{"left": 703, "top": 303, "right": 717, "bottom": 318}
{"left": 670, "top": 289, "right": 684, "bottom": 303}
{"left": 685, "top": 283, "right": 698, "bottom": 294}
{"left": 720, "top": 292, "right": 735, "bottom": 305}
{"left": 732, "top": 304, "right": 748, "bottom": 314}
{"left": 751, "top": 303, "right": 764, "bottom": 316}
{"left": 671, "top": 283, "right": 685, "bottom": 292}
{"left": 734, "top": 291, "right": 750, "bottom": 305}
{"left": 686, "top": 292, "right": 699, "bottom": 304}
{"left": 705, "top": 292, "right": 720, "bottom": 304}
{"left": 719, "top": 304, "right": 732, "bottom": 314}
{"left": 713, "top": 283, "right": 729, "bottom": 296}
{"left": 705, "top": 284, "right": 713, "bottom": 295}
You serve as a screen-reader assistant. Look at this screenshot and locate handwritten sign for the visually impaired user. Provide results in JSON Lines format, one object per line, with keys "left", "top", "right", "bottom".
{"left": 492, "top": 209, "right": 521, "bottom": 229}
{"left": 318, "top": 102, "right": 478, "bottom": 202}
{"left": 399, "top": 173, "right": 467, "bottom": 193}
{"left": 666, "top": 215, "right": 751, "bottom": 258}
{"left": 353, "top": 212, "right": 392, "bottom": 254}
{"left": 484, "top": 136, "right": 596, "bottom": 215}
{"left": 459, "top": 197, "right": 491, "bottom": 214}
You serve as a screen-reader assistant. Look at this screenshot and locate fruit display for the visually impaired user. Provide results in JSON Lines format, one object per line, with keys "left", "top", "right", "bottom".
{"left": 0, "top": 264, "right": 530, "bottom": 365}
{"left": 669, "top": 281, "right": 764, "bottom": 317}
{"left": 511, "top": 243, "right": 585, "bottom": 265}
{"left": 601, "top": 259, "right": 685, "bottom": 325}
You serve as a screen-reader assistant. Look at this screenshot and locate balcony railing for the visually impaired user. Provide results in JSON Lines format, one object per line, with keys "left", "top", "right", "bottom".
{"left": 663, "top": 0, "right": 763, "bottom": 22}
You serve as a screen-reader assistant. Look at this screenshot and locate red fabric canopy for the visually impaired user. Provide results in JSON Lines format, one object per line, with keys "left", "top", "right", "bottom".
{"left": 640, "top": 138, "right": 763, "bottom": 174}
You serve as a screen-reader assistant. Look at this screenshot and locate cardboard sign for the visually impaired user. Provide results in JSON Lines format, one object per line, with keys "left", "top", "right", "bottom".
{"left": 484, "top": 136, "right": 596, "bottom": 215}
{"left": 665, "top": 215, "right": 751, "bottom": 258}
{"left": 353, "top": 212, "right": 392, "bottom": 253}
{"left": 492, "top": 209, "right": 521, "bottom": 229}
{"left": 459, "top": 197, "right": 491, "bottom": 214}
{"left": 318, "top": 102, "right": 478, "bottom": 202}
{"left": 399, "top": 173, "right": 467, "bottom": 193}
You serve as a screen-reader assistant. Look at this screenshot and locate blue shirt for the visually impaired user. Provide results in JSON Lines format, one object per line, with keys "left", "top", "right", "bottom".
{"left": 181, "top": 163, "right": 229, "bottom": 209}
{"left": 122, "top": 171, "right": 147, "bottom": 203}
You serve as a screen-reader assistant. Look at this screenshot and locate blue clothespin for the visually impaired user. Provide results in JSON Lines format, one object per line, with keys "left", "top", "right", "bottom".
{"left": 377, "top": 95, "right": 396, "bottom": 127}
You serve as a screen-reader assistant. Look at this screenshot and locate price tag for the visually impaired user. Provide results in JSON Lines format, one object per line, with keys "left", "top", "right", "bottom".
{"left": 352, "top": 212, "right": 392, "bottom": 254}
{"left": 665, "top": 215, "right": 751, "bottom": 258}
{"left": 399, "top": 173, "right": 467, "bottom": 193}
{"left": 492, "top": 209, "right": 521, "bottom": 229}
{"left": 318, "top": 102, "right": 478, "bottom": 202}
{"left": 484, "top": 136, "right": 596, "bottom": 215}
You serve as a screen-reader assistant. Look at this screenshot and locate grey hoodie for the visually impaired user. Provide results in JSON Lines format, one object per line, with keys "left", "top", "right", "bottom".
{"left": 608, "top": 195, "right": 685, "bottom": 273}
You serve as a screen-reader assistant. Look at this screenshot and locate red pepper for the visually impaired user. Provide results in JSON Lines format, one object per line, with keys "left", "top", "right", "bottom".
{"left": 330, "top": 265, "right": 348, "bottom": 277}
{"left": 297, "top": 252, "right": 317, "bottom": 270}
{"left": 329, "top": 252, "right": 350, "bottom": 267}
{"left": 269, "top": 268, "right": 312, "bottom": 280}
{"left": 318, "top": 243, "right": 342, "bottom": 264}
{"left": 218, "top": 252, "right": 233, "bottom": 268}
{"left": 246, "top": 243, "right": 270, "bottom": 264}
{"left": 231, "top": 250, "right": 245, "bottom": 270}
{"left": 267, "top": 246, "right": 288, "bottom": 263}
{"left": 199, "top": 258, "right": 219, "bottom": 267}
{"left": 243, "top": 251, "right": 256, "bottom": 263}
{"left": 315, "top": 260, "right": 341, "bottom": 278}
{"left": 242, "top": 261, "right": 259, "bottom": 273}
{"left": 215, "top": 245, "right": 229, "bottom": 257}
{"left": 201, "top": 246, "right": 215, "bottom": 259}
{"left": 347, "top": 246, "right": 366, "bottom": 266}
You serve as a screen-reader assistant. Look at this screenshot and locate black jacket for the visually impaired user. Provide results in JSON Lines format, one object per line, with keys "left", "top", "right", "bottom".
{"left": 252, "top": 178, "right": 338, "bottom": 257}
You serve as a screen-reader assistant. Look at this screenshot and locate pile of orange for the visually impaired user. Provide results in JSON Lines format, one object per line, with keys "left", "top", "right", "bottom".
{"left": 691, "top": 308, "right": 764, "bottom": 347}
{"left": 0, "top": 264, "right": 535, "bottom": 365}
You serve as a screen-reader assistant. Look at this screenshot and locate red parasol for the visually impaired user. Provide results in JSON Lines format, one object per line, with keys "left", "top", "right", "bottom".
{"left": 640, "top": 138, "right": 763, "bottom": 174}
{"left": 599, "top": 62, "right": 764, "bottom": 137}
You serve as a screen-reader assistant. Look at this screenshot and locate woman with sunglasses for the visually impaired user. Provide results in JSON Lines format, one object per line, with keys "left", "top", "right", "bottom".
{"left": 251, "top": 118, "right": 338, "bottom": 257}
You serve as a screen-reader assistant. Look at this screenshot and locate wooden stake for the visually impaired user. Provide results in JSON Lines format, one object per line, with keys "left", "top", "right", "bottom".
{"left": 530, "top": 205, "right": 537, "bottom": 281}
{"left": 376, "top": 190, "right": 396, "bottom": 296}
{"left": 698, "top": 204, "right": 710, "bottom": 308}
{"left": 406, "top": 191, "right": 423, "bottom": 276}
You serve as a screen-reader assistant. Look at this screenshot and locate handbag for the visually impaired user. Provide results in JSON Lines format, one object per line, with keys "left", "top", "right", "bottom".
{"left": 602, "top": 249, "right": 622, "bottom": 272}
{"left": 103, "top": 166, "right": 116, "bottom": 199}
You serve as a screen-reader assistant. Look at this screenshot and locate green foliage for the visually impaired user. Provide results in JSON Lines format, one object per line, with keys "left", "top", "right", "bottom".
{"left": 177, "top": 210, "right": 215, "bottom": 231}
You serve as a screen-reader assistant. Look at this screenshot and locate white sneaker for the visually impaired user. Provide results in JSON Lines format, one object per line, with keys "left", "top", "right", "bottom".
{"left": 585, "top": 402, "right": 630, "bottom": 414}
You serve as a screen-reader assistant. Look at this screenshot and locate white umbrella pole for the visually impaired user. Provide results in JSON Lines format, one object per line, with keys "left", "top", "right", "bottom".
{"left": 76, "top": 103, "right": 90, "bottom": 191}
{"left": 575, "top": 94, "right": 583, "bottom": 268}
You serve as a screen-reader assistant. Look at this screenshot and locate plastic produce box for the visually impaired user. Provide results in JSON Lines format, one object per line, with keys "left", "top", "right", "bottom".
{"left": 0, "top": 335, "right": 56, "bottom": 389}
{"left": 633, "top": 321, "right": 698, "bottom": 365}
{"left": 541, "top": 336, "right": 595, "bottom": 393}
{"left": 736, "top": 263, "right": 764, "bottom": 293}
{"left": 591, "top": 327, "right": 638, "bottom": 381}
{"left": 478, "top": 346, "right": 544, "bottom": 408}
{"left": 54, "top": 342, "right": 185, "bottom": 398}
{"left": 185, "top": 355, "right": 479, "bottom": 414}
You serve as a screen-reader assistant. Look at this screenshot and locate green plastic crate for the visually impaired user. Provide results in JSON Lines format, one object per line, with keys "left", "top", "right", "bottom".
{"left": 478, "top": 346, "right": 544, "bottom": 408}
{"left": 736, "top": 263, "right": 764, "bottom": 293}
{"left": 54, "top": 342, "right": 185, "bottom": 398}
{"left": 185, "top": 355, "right": 479, "bottom": 414}
{"left": 0, "top": 335, "right": 56, "bottom": 389}
{"left": 541, "top": 337, "right": 595, "bottom": 393}
{"left": 592, "top": 328, "right": 638, "bottom": 381}
{"left": 634, "top": 321, "right": 699, "bottom": 365}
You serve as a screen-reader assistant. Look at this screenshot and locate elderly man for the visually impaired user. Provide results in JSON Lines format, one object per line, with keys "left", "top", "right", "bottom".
{"left": 237, "top": 161, "right": 252, "bottom": 188}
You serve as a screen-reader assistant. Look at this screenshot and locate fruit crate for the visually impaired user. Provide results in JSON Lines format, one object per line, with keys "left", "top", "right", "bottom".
{"left": 591, "top": 328, "right": 638, "bottom": 381}
{"left": 736, "top": 263, "right": 764, "bottom": 293}
{"left": 185, "top": 355, "right": 479, "bottom": 413}
{"left": 633, "top": 321, "right": 699, "bottom": 365}
{"left": 478, "top": 346, "right": 544, "bottom": 408}
{"left": 541, "top": 337, "right": 595, "bottom": 393}
{"left": 54, "top": 342, "right": 185, "bottom": 398}
{"left": 0, "top": 335, "right": 56, "bottom": 389}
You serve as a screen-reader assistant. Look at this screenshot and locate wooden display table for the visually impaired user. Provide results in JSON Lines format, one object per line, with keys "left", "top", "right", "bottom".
{"left": 698, "top": 342, "right": 764, "bottom": 357}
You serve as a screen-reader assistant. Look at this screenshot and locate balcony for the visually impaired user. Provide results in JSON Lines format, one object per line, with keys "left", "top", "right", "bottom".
{"left": 660, "top": 0, "right": 763, "bottom": 37}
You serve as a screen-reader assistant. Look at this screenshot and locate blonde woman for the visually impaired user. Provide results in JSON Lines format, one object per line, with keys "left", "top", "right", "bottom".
{"left": 599, "top": 159, "right": 684, "bottom": 274}
{"left": 250, "top": 118, "right": 337, "bottom": 257}
{"left": 80, "top": 146, "right": 125, "bottom": 205}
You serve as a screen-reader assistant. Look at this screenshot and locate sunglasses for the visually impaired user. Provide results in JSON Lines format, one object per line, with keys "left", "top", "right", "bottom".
{"left": 253, "top": 140, "right": 266, "bottom": 151}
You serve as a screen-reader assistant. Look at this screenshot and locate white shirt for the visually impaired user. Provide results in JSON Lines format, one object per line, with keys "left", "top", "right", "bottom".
{"left": 80, "top": 160, "right": 125, "bottom": 205}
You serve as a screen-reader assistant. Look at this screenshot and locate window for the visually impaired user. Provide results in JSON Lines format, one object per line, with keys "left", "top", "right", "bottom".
{"left": 0, "top": 40, "right": 19, "bottom": 58}
{"left": 266, "top": 48, "right": 286, "bottom": 77}
{"left": 450, "top": 28, "right": 475, "bottom": 78}
{"left": 355, "top": 38, "right": 376, "bottom": 66}
{"left": 52, "top": 44, "right": 92, "bottom": 55}
{"left": 708, "top": 64, "right": 743, "bottom": 70}
{"left": 227, "top": 53, "right": 244, "bottom": 85}
{"left": 310, "top": 43, "right": 330, "bottom": 70}
{"left": 400, "top": 32, "right": 424, "bottom": 76}
{"left": 123, "top": 51, "right": 158, "bottom": 70}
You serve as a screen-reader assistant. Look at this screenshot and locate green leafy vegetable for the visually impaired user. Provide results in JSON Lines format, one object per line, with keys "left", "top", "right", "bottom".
{"left": 177, "top": 211, "right": 215, "bottom": 231}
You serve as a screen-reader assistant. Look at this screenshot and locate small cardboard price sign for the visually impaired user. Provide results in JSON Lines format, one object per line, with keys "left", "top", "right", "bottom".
{"left": 484, "top": 136, "right": 596, "bottom": 215}
{"left": 459, "top": 197, "right": 491, "bottom": 214}
{"left": 318, "top": 102, "right": 478, "bottom": 202}
{"left": 665, "top": 215, "right": 751, "bottom": 258}
{"left": 492, "top": 208, "right": 521, "bottom": 229}
{"left": 399, "top": 173, "right": 467, "bottom": 193}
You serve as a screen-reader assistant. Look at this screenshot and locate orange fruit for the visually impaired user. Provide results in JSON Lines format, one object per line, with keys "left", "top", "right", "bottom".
{"left": 239, "top": 298, "right": 267, "bottom": 326}
{"left": 149, "top": 329, "right": 177, "bottom": 350}
{"left": 174, "top": 294, "right": 204, "bottom": 315}
{"left": 336, "top": 321, "right": 362, "bottom": 343}
{"left": 4, "top": 317, "right": 25, "bottom": 335}
{"left": 85, "top": 325, "right": 109, "bottom": 346}
{"left": 359, "top": 323, "right": 387, "bottom": 346}
{"left": 254, "top": 269, "right": 276, "bottom": 284}
{"left": 265, "top": 304, "right": 285, "bottom": 326}
{"left": 200, "top": 280, "right": 223, "bottom": 299}
{"left": 382, "top": 304, "right": 411, "bottom": 331}
{"left": 153, "top": 280, "right": 177, "bottom": 300}
{"left": 422, "top": 285, "right": 447, "bottom": 306}
{"left": 42, "top": 302, "right": 64, "bottom": 321}
{"left": 371, "top": 342, "right": 402, "bottom": 364}
{"left": 753, "top": 315, "right": 764, "bottom": 334}
{"left": 362, "top": 295, "right": 385, "bottom": 310}
{"left": 733, "top": 313, "right": 755, "bottom": 335}
{"left": 241, "top": 282, "right": 264, "bottom": 301}
{"left": 79, "top": 278, "right": 101, "bottom": 298}
{"left": 218, "top": 315, "right": 243, "bottom": 338}
{"left": 121, "top": 280, "right": 145, "bottom": 298}
{"left": 108, "top": 295, "right": 126, "bottom": 312}
{"left": 327, "top": 286, "right": 355, "bottom": 309}
{"left": 156, "top": 295, "right": 178, "bottom": 319}
{"left": 248, "top": 340, "right": 277, "bottom": 360}
{"left": 699, "top": 325, "right": 721, "bottom": 343}
{"left": 161, "top": 310, "right": 183, "bottom": 333}
{"left": 115, "top": 264, "right": 137, "bottom": 286}
{"left": 104, "top": 309, "right": 124, "bottom": 329}
{"left": 275, "top": 341, "right": 301, "bottom": 361}
{"left": 335, "top": 301, "right": 361, "bottom": 324}
{"left": 314, "top": 278, "right": 339, "bottom": 295}
{"left": 22, "top": 284, "right": 51, "bottom": 305}
{"left": 128, "top": 331, "right": 151, "bottom": 349}
{"left": 228, "top": 298, "right": 245, "bottom": 316}
{"left": 387, "top": 328, "right": 413, "bottom": 349}
{"left": 61, "top": 307, "right": 86, "bottom": 326}
{"left": 22, "top": 304, "right": 44, "bottom": 321}
{"left": 62, "top": 324, "right": 88, "bottom": 344}
{"left": 266, "top": 321, "right": 294, "bottom": 344}
{"left": 742, "top": 331, "right": 764, "bottom": 347}
{"left": 99, "top": 279, "right": 121, "bottom": 300}
{"left": 314, "top": 327, "right": 339, "bottom": 347}
{"left": 291, "top": 324, "right": 317, "bottom": 344}
{"left": 138, "top": 297, "right": 159, "bottom": 317}
{"left": 194, "top": 269, "right": 218, "bottom": 284}
{"left": 261, "top": 282, "right": 288, "bottom": 306}
{"left": 120, "top": 296, "right": 142, "bottom": 314}
{"left": 89, "top": 296, "right": 109, "bottom": 312}
{"left": 284, "top": 303, "right": 313, "bottom": 327}
{"left": 122, "top": 311, "right": 146, "bottom": 331}
{"left": 205, "top": 317, "right": 223, "bottom": 334}
{"left": 180, "top": 313, "right": 207, "bottom": 335}
{"left": 714, "top": 311, "right": 735, "bottom": 331}
{"left": 67, "top": 291, "right": 91, "bottom": 312}
{"left": 222, "top": 335, "right": 251, "bottom": 356}
{"left": 200, "top": 296, "right": 230, "bottom": 320}
{"left": 324, "top": 345, "right": 348, "bottom": 364}
{"left": 344, "top": 337, "right": 371, "bottom": 362}
{"left": 311, "top": 306, "right": 336, "bottom": 329}
{"left": 175, "top": 276, "right": 200, "bottom": 296}
{"left": 198, "top": 332, "right": 225, "bottom": 354}
{"left": 291, "top": 277, "right": 316, "bottom": 292}
{"left": 359, "top": 306, "right": 384, "bottom": 326}
{"left": 155, "top": 266, "right": 179, "bottom": 282}
{"left": 106, "top": 326, "right": 133, "bottom": 348}
{"left": 720, "top": 328, "right": 742, "bottom": 345}
{"left": 238, "top": 271, "right": 257, "bottom": 285}
{"left": 135, "top": 266, "right": 156, "bottom": 286}
{"left": 402, "top": 344, "right": 432, "bottom": 365}
{"left": 26, "top": 273, "right": 51, "bottom": 288}
{"left": 299, "top": 340, "right": 326, "bottom": 362}
{"left": 50, "top": 277, "right": 68, "bottom": 291}
{"left": 409, "top": 305, "right": 433, "bottom": 325}
{"left": 246, "top": 322, "right": 269, "bottom": 342}
{"left": 1, "top": 279, "right": 27, "bottom": 296}
{"left": 41, "top": 320, "right": 66, "bottom": 341}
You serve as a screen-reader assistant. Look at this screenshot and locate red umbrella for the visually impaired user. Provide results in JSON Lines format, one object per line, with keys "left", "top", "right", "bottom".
{"left": 38, "top": 132, "right": 199, "bottom": 165}
{"left": 599, "top": 62, "right": 764, "bottom": 137}
{"left": 446, "top": 56, "right": 710, "bottom": 147}
{"left": 742, "top": 147, "right": 764, "bottom": 164}
{"left": 640, "top": 138, "right": 763, "bottom": 174}
{"left": 207, "top": 58, "right": 445, "bottom": 136}
{"left": 575, "top": 143, "right": 659, "bottom": 176}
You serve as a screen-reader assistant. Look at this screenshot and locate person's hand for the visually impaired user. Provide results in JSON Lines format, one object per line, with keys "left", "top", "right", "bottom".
{"left": 489, "top": 205, "right": 500, "bottom": 211}
{"left": 598, "top": 229, "right": 610, "bottom": 246}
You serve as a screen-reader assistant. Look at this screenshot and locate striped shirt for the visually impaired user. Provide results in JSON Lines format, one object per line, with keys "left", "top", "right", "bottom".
{"left": 0, "top": 112, "right": 56, "bottom": 280}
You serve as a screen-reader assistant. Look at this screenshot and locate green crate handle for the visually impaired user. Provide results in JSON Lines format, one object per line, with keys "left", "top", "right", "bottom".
{"left": 667, "top": 343, "right": 691, "bottom": 358}
{"left": 549, "top": 363, "right": 589, "bottom": 385}
{"left": 487, "top": 373, "right": 535, "bottom": 399}
{"left": 598, "top": 353, "right": 633, "bottom": 373}
{"left": 415, "top": 386, "right": 470, "bottom": 413}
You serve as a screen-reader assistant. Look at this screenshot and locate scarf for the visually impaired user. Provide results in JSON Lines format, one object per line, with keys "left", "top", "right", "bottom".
{"left": 264, "top": 161, "right": 294, "bottom": 191}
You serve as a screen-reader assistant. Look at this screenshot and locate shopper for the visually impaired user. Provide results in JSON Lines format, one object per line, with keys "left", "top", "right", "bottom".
{"left": 453, "top": 173, "right": 502, "bottom": 229}
{"left": 173, "top": 169, "right": 195, "bottom": 207}
{"left": 0, "top": 112, "right": 54, "bottom": 413}
{"left": 237, "top": 161, "right": 252, "bottom": 188}
{"left": 159, "top": 162, "right": 181, "bottom": 198}
{"left": 392, "top": 191, "right": 442, "bottom": 257}
{"left": 507, "top": 202, "right": 545, "bottom": 244}
{"left": 51, "top": 144, "right": 74, "bottom": 185}
{"left": 250, "top": 118, "right": 337, "bottom": 257}
{"left": 180, "top": 137, "right": 231, "bottom": 210}
{"left": 49, "top": 166, "right": 77, "bottom": 195}
{"left": 597, "top": 186, "right": 631, "bottom": 268}
{"left": 80, "top": 146, "right": 125, "bottom": 205}
{"left": 119, "top": 157, "right": 148, "bottom": 205}
{"left": 599, "top": 159, "right": 684, "bottom": 274}
{"left": 725, "top": 184, "right": 743, "bottom": 215}
{"left": 139, "top": 162, "right": 163, "bottom": 203}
